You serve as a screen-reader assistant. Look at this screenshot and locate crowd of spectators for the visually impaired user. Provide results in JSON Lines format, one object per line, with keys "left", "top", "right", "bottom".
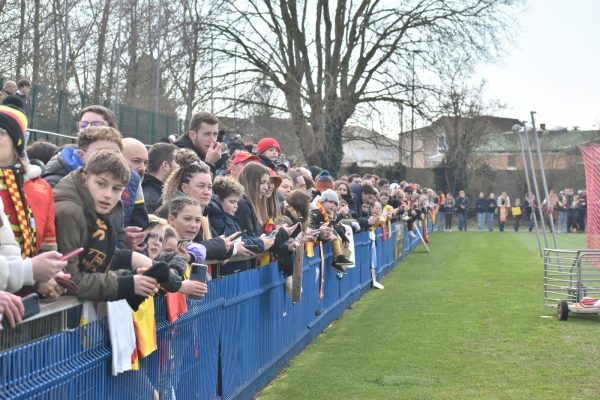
{"left": 0, "top": 101, "right": 442, "bottom": 336}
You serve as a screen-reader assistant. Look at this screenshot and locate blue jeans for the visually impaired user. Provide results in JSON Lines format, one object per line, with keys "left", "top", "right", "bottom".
{"left": 436, "top": 212, "right": 445, "bottom": 231}
{"left": 487, "top": 212, "right": 495, "bottom": 231}
{"left": 458, "top": 213, "right": 467, "bottom": 231}
{"left": 558, "top": 211, "right": 568, "bottom": 233}
{"left": 477, "top": 212, "right": 485, "bottom": 230}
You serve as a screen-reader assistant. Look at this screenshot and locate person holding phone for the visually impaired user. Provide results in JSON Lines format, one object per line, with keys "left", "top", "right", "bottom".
{"left": 0, "top": 103, "right": 66, "bottom": 299}
{"left": 235, "top": 162, "right": 277, "bottom": 266}
{"left": 144, "top": 216, "right": 207, "bottom": 300}
{"left": 205, "top": 177, "right": 264, "bottom": 276}
{"left": 54, "top": 150, "right": 159, "bottom": 302}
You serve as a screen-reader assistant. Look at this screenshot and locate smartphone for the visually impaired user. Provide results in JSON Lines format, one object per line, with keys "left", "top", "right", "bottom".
{"left": 189, "top": 263, "right": 208, "bottom": 300}
{"left": 142, "top": 220, "right": 159, "bottom": 232}
{"left": 2, "top": 293, "right": 40, "bottom": 329}
{"left": 60, "top": 247, "right": 84, "bottom": 261}
{"left": 266, "top": 229, "right": 279, "bottom": 239}
{"left": 245, "top": 245, "right": 260, "bottom": 253}
{"left": 55, "top": 276, "right": 80, "bottom": 292}
{"left": 177, "top": 239, "right": 190, "bottom": 249}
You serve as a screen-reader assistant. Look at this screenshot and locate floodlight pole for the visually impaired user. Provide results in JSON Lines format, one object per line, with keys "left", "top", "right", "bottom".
{"left": 530, "top": 111, "right": 558, "bottom": 250}
{"left": 515, "top": 124, "right": 542, "bottom": 257}
{"left": 523, "top": 123, "right": 549, "bottom": 249}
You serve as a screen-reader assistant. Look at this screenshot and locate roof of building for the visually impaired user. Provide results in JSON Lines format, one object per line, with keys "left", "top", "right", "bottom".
{"left": 476, "top": 130, "right": 600, "bottom": 153}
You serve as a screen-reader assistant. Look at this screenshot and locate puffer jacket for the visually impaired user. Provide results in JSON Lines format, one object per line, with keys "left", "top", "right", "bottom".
{"left": 42, "top": 146, "right": 82, "bottom": 188}
{"left": 0, "top": 197, "right": 34, "bottom": 292}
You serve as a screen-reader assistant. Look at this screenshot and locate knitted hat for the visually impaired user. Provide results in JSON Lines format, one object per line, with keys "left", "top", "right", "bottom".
{"left": 315, "top": 170, "right": 335, "bottom": 193}
{"left": 0, "top": 105, "right": 28, "bottom": 155}
{"left": 320, "top": 189, "right": 339, "bottom": 204}
{"left": 308, "top": 166, "right": 322, "bottom": 179}
{"left": 257, "top": 137, "right": 281, "bottom": 155}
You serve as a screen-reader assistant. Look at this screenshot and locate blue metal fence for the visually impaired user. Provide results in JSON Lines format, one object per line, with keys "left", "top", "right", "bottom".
{"left": 1, "top": 222, "right": 431, "bottom": 400}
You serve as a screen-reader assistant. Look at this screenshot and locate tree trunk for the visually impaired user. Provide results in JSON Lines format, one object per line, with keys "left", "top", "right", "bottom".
{"left": 32, "top": 0, "right": 41, "bottom": 82}
{"left": 93, "top": 0, "right": 112, "bottom": 102}
{"left": 16, "top": 0, "right": 26, "bottom": 78}
{"left": 124, "top": 0, "right": 139, "bottom": 105}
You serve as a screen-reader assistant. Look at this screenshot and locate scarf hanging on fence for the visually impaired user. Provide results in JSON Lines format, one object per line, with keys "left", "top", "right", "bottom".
{"left": 133, "top": 296, "right": 157, "bottom": 361}
{"left": 0, "top": 167, "right": 36, "bottom": 257}
{"left": 318, "top": 241, "right": 325, "bottom": 301}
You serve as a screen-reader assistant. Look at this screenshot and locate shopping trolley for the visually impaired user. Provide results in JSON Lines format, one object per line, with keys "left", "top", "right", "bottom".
{"left": 544, "top": 249, "right": 600, "bottom": 320}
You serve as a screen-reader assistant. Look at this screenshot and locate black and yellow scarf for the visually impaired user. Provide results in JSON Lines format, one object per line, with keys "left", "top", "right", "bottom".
{"left": 81, "top": 214, "right": 115, "bottom": 273}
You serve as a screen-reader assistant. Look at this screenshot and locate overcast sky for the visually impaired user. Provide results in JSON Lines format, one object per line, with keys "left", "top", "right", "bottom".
{"left": 476, "top": 0, "right": 600, "bottom": 130}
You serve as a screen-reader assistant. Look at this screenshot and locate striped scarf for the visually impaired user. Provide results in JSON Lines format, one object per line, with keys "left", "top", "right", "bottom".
{"left": 0, "top": 167, "right": 36, "bottom": 257}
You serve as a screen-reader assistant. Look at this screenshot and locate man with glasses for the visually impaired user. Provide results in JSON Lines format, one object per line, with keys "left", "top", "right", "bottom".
{"left": 43, "top": 105, "right": 120, "bottom": 188}
{"left": 43, "top": 105, "right": 149, "bottom": 250}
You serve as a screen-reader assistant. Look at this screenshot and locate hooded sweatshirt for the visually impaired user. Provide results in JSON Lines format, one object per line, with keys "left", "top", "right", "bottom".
{"left": 54, "top": 169, "right": 135, "bottom": 302}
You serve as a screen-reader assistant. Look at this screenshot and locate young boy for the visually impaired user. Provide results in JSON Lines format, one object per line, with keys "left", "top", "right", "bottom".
{"left": 54, "top": 149, "right": 158, "bottom": 303}
{"left": 256, "top": 137, "right": 281, "bottom": 170}
{"left": 310, "top": 189, "right": 353, "bottom": 273}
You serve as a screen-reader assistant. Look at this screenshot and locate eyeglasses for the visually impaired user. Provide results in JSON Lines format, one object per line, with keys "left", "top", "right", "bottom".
{"left": 76, "top": 120, "right": 106, "bottom": 130}
{"left": 148, "top": 232, "right": 164, "bottom": 244}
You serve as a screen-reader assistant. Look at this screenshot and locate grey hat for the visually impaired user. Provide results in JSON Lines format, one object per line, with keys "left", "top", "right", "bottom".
{"left": 320, "top": 189, "right": 339, "bottom": 204}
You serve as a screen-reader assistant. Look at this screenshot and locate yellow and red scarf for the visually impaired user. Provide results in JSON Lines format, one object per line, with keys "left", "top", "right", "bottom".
{"left": 0, "top": 168, "right": 36, "bottom": 257}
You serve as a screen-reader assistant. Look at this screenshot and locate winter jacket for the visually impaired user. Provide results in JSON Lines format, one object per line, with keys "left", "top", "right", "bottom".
{"left": 154, "top": 251, "right": 187, "bottom": 293}
{"left": 42, "top": 146, "right": 82, "bottom": 188}
{"left": 454, "top": 196, "right": 469, "bottom": 213}
{"left": 121, "top": 170, "right": 149, "bottom": 228}
{"left": 258, "top": 154, "right": 277, "bottom": 171}
{"left": 142, "top": 173, "right": 163, "bottom": 215}
{"left": 0, "top": 198, "right": 34, "bottom": 292}
{"left": 475, "top": 197, "right": 487, "bottom": 213}
{"left": 349, "top": 184, "right": 370, "bottom": 230}
{"left": 234, "top": 196, "right": 266, "bottom": 251}
{"left": 486, "top": 198, "right": 497, "bottom": 213}
{"left": 205, "top": 197, "right": 263, "bottom": 275}
{"left": 0, "top": 164, "right": 57, "bottom": 254}
{"left": 53, "top": 169, "right": 136, "bottom": 302}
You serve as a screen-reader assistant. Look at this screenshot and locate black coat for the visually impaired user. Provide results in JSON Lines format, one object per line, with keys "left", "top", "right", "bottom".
{"left": 475, "top": 197, "right": 487, "bottom": 213}
{"left": 142, "top": 174, "right": 163, "bottom": 215}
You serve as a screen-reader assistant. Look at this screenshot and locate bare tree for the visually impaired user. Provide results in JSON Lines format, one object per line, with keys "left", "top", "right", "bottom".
{"left": 211, "top": 0, "right": 517, "bottom": 174}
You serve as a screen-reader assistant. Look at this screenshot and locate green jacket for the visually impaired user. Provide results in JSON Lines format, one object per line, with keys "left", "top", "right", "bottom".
{"left": 53, "top": 169, "right": 135, "bottom": 302}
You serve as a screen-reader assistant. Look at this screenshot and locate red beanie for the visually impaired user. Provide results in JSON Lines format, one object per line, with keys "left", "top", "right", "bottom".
{"left": 257, "top": 137, "right": 281, "bottom": 155}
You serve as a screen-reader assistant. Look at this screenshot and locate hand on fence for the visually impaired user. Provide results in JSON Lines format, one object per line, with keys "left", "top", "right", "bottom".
{"left": 180, "top": 280, "right": 208, "bottom": 299}
{"left": 235, "top": 243, "right": 256, "bottom": 257}
{"left": 0, "top": 291, "right": 24, "bottom": 328}
{"left": 36, "top": 277, "right": 66, "bottom": 299}
{"left": 368, "top": 216, "right": 378, "bottom": 226}
{"left": 31, "top": 251, "right": 68, "bottom": 283}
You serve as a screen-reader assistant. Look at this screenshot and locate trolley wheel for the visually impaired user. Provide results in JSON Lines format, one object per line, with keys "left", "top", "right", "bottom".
{"left": 557, "top": 301, "right": 569, "bottom": 321}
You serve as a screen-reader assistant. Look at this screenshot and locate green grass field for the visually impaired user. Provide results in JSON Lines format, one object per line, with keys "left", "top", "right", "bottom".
{"left": 257, "top": 232, "right": 598, "bottom": 400}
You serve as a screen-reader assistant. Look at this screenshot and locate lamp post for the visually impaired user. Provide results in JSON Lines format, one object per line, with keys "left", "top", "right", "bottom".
{"left": 398, "top": 105, "right": 404, "bottom": 164}
{"left": 410, "top": 49, "right": 424, "bottom": 168}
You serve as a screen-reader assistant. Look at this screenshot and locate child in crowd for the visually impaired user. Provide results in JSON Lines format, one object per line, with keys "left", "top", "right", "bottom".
{"left": 256, "top": 137, "right": 281, "bottom": 170}
{"left": 512, "top": 198, "right": 523, "bottom": 232}
{"left": 206, "top": 176, "right": 264, "bottom": 275}
{"left": 145, "top": 216, "right": 207, "bottom": 299}
{"left": 309, "top": 189, "right": 353, "bottom": 273}
{"left": 54, "top": 150, "right": 159, "bottom": 303}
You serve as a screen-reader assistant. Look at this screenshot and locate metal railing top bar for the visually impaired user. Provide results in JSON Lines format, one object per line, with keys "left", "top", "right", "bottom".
{"left": 28, "top": 128, "right": 77, "bottom": 141}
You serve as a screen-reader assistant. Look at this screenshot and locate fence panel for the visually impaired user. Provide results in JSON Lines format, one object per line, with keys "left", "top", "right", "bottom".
{"left": 1, "top": 226, "right": 425, "bottom": 400}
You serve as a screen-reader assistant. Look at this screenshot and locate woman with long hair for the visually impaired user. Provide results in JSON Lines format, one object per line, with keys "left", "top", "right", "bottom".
{"left": 159, "top": 149, "right": 231, "bottom": 264}
{"left": 236, "top": 162, "right": 275, "bottom": 264}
